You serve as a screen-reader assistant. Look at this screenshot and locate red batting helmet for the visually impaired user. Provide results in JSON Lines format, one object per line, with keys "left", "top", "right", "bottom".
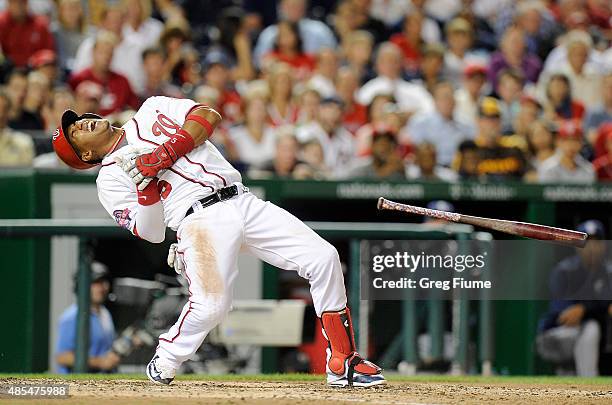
{"left": 52, "top": 110, "right": 103, "bottom": 170}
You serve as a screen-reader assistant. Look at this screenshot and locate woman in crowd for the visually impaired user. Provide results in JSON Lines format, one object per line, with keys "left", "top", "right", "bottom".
{"left": 340, "top": 30, "right": 375, "bottom": 84}
{"left": 264, "top": 21, "right": 315, "bottom": 81}
{"left": 355, "top": 93, "right": 396, "bottom": 156}
{"left": 526, "top": 119, "right": 557, "bottom": 174}
{"left": 266, "top": 62, "right": 299, "bottom": 127}
{"left": 543, "top": 73, "right": 585, "bottom": 124}
{"left": 229, "top": 88, "right": 278, "bottom": 170}
{"left": 389, "top": 10, "right": 425, "bottom": 75}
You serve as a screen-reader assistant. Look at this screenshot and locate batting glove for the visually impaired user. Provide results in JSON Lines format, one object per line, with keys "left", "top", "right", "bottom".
{"left": 135, "top": 130, "right": 195, "bottom": 178}
{"left": 114, "top": 149, "right": 155, "bottom": 191}
{"left": 167, "top": 243, "right": 185, "bottom": 275}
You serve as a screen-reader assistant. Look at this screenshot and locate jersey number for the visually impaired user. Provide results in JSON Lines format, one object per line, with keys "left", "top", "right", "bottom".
{"left": 152, "top": 110, "right": 181, "bottom": 137}
{"left": 157, "top": 180, "right": 172, "bottom": 199}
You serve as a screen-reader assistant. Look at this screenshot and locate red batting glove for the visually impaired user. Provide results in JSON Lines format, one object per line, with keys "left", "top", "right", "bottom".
{"left": 135, "top": 130, "right": 195, "bottom": 177}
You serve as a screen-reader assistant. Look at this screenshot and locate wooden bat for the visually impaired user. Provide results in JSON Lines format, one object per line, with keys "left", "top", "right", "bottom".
{"left": 377, "top": 197, "right": 588, "bottom": 248}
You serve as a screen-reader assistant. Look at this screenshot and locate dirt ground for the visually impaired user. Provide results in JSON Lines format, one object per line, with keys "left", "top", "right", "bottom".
{"left": 2, "top": 377, "right": 612, "bottom": 405}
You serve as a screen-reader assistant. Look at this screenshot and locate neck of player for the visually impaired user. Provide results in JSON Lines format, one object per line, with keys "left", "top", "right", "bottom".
{"left": 101, "top": 126, "right": 125, "bottom": 158}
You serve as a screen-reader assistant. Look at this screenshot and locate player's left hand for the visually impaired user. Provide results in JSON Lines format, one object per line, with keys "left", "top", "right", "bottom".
{"left": 135, "top": 145, "right": 175, "bottom": 178}
{"left": 167, "top": 243, "right": 184, "bottom": 274}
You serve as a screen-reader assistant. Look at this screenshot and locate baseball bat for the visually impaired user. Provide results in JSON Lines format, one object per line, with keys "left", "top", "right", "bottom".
{"left": 377, "top": 197, "right": 588, "bottom": 248}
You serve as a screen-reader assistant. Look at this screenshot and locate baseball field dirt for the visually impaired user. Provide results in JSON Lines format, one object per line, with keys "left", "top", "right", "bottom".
{"left": 1, "top": 374, "right": 611, "bottom": 404}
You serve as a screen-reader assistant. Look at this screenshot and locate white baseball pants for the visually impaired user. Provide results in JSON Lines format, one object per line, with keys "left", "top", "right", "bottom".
{"left": 156, "top": 188, "right": 347, "bottom": 369}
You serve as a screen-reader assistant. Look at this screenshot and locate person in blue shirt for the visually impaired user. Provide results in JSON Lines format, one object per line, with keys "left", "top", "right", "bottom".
{"left": 55, "top": 261, "right": 118, "bottom": 373}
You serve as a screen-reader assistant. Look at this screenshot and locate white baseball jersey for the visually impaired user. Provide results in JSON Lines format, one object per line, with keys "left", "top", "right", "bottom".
{"left": 97, "top": 96, "right": 242, "bottom": 231}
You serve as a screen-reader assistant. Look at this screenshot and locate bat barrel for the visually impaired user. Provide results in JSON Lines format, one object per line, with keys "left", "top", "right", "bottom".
{"left": 378, "top": 197, "right": 588, "bottom": 248}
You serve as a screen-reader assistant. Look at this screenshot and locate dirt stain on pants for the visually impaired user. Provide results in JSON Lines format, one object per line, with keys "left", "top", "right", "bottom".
{"left": 183, "top": 222, "right": 224, "bottom": 295}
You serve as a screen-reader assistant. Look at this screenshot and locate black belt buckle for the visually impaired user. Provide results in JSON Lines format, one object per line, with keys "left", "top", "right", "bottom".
{"left": 217, "top": 185, "right": 238, "bottom": 201}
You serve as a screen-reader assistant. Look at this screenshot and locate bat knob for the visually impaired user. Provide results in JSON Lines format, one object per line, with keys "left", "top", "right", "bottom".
{"left": 377, "top": 197, "right": 385, "bottom": 210}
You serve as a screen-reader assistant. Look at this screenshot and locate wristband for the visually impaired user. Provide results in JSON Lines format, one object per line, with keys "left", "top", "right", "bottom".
{"left": 164, "top": 129, "right": 195, "bottom": 161}
{"left": 185, "top": 114, "right": 214, "bottom": 136}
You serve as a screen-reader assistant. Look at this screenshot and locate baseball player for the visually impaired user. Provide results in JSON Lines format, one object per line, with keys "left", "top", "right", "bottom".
{"left": 52, "top": 96, "right": 385, "bottom": 387}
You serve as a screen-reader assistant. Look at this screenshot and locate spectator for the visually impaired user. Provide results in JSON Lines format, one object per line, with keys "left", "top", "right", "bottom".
{"left": 51, "top": 0, "right": 89, "bottom": 74}
{"left": 295, "top": 86, "right": 321, "bottom": 126}
{"left": 42, "top": 87, "right": 75, "bottom": 133}
{"left": 202, "top": 50, "right": 242, "bottom": 126}
{"left": 4, "top": 68, "right": 28, "bottom": 122}
{"left": 0, "top": 91, "right": 34, "bottom": 167}
{"left": 266, "top": 62, "right": 299, "bottom": 126}
{"left": 454, "top": 139, "right": 481, "bottom": 180}
{"left": 332, "top": 0, "right": 389, "bottom": 45}
{"left": 406, "top": 142, "right": 458, "bottom": 181}
{"left": 511, "top": 94, "right": 542, "bottom": 149}
{"left": 538, "top": 121, "right": 595, "bottom": 183}
{"left": 411, "top": 43, "right": 447, "bottom": 95}
{"left": 355, "top": 93, "right": 395, "bottom": 156}
{"left": 542, "top": 30, "right": 607, "bottom": 78}
{"left": 258, "top": 129, "right": 303, "bottom": 178}
{"left": 408, "top": 81, "right": 476, "bottom": 166}
{"left": 369, "top": 0, "right": 411, "bottom": 28}
{"left": 593, "top": 122, "right": 612, "bottom": 162}
{"left": 296, "top": 96, "right": 356, "bottom": 177}
{"left": 229, "top": 94, "right": 277, "bottom": 170}
{"left": 497, "top": 1, "right": 559, "bottom": 61}
{"left": 0, "top": 0, "right": 55, "bottom": 67}
{"left": 56, "top": 262, "right": 118, "bottom": 373}
{"left": 158, "top": 22, "right": 192, "bottom": 88}
{"left": 454, "top": 0, "right": 498, "bottom": 52}
{"left": 73, "top": 2, "right": 159, "bottom": 96}
{"left": 542, "top": 73, "right": 585, "bottom": 124}
{"left": 538, "top": 31, "right": 603, "bottom": 109}
{"left": 389, "top": 10, "right": 425, "bottom": 74}
{"left": 536, "top": 221, "right": 612, "bottom": 376}
{"left": 454, "top": 64, "right": 489, "bottom": 127}
{"left": 335, "top": 66, "right": 367, "bottom": 134}
{"left": 357, "top": 42, "right": 434, "bottom": 116}
{"left": 73, "top": 81, "right": 103, "bottom": 116}
{"left": 443, "top": 17, "right": 489, "bottom": 87}
{"left": 474, "top": 97, "right": 528, "bottom": 179}
{"left": 584, "top": 73, "right": 612, "bottom": 146}
{"left": 488, "top": 26, "right": 542, "bottom": 90}
{"left": 10, "top": 70, "right": 49, "bottom": 130}
{"left": 340, "top": 30, "right": 375, "bottom": 84}
{"left": 217, "top": 8, "right": 256, "bottom": 82}
{"left": 593, "top": 127, "right": 612, "bottom": 181}
{"left": 69, "top": 31, "right": 140, "bottom": 116}
{"left": 299, "top": 138, "right": 331, "bottom": 179}
{"left": 349, "top": 127, "right": 405, "bottom": 179}
{"left": 307, "top": 48, "right": 339, "bottom": 98}
{"left": 122, "top": 0, "right": 163, "bottom": 55}
{"left": 253, "top": 0, "right": 337, "bottom": 67}
{"left": 496, "top": 69, "right": 525, "bottom": 134}
{"left": 409, "top": 0, "right": 445, "bottom": 43}
{"left": 264, "top": 20, "right": 316, "bottom": 80}
{"left": 141, "top": 47, "right": 182, "bottom": 99}
{"left": 524, "top": 119, "right": 557, "bottom": 181}
{"left": 28, "top": 49, "right": 59, "bottom": 85}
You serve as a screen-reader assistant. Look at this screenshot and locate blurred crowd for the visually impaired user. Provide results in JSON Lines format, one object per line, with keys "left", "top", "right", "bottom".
{"left": 0, "top": 0, "right": 610, "bottom": 183}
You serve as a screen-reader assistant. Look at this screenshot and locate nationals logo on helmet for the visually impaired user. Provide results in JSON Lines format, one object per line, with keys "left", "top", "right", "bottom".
{"left": 52, "top": 128, "right": 60, "bottom": 141}
{"left": 113, "top": 208, "right": 132, "bottom": 229}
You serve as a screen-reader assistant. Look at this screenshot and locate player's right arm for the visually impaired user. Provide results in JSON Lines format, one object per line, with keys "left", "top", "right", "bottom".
{"left": 131, "top": 97, "right": 222, "bottom": 183}
{"left": 97, "top": 166, "right": 166, "bottom": 243}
